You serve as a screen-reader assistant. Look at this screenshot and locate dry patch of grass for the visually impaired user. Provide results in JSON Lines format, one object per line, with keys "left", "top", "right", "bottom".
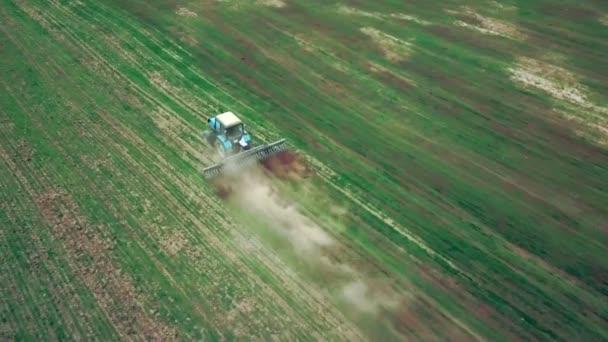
{"left": 338, "top": 5, "right": 430, "bottom": 25}
{"left": 291, "top": 34, "right": 315, "bottom": 53}
{"left": 149, "top": 106, "right": 183, "bottom": 133}
{"left": 360, "top": 27, "right": 412, "bottom": 62}
{"left": 280, "top": 32, "right": 351, "bottom": 73}
{"left": 509, "top": 57, "right": 608, "bottom": 145}
{"left": 488, "top": 1, "right": 517, "bottom": 12}
{"left": 450, "top": 7, "right": 525, "bottom": 40}
{"left": 219, "top": 0, "right": 286, "bottom": 8}
{"left": 160, "top": 230, "right": 189, "bottom": 256}
{"left": 176, "top": 7, "right": 197, "bottom": 17}
{"left": 509, "top": 57, "right": 587, "bottom": 105}
{"left": 257, "top": 0, "right": 286, "bottom": 7}
{"left": 368, "top": 62, "right": 417, "bottom": 90}
{"left": 80, "top": 154, "right": 112, "bottom": 173}
{"left": 600, "top": 14, "right": 608, "bottom": 26}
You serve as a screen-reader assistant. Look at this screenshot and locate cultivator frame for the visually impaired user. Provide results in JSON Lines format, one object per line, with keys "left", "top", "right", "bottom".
{"left": 203, "top": 139, "right": 288, "bottom": 179}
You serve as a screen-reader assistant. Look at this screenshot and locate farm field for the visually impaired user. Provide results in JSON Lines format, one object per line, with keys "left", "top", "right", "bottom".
{"left": 1, "top": 0, "right": 608, "bottom": 340}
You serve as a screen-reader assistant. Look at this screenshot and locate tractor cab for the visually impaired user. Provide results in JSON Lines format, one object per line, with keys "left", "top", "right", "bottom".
{"left": 206, "top": 112, "right": 252, "bottom": 155}
{"left": 225, "top": 121, "right": 244, "bottom": 141}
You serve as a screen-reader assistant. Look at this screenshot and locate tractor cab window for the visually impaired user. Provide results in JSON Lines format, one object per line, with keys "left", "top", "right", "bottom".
{"left": 225, "top": 124, "right": 244, "bottom": 140}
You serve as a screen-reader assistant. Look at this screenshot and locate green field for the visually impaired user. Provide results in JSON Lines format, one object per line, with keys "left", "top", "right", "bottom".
{"left": 1, "top": 0, "right": 607, "bottom": 340}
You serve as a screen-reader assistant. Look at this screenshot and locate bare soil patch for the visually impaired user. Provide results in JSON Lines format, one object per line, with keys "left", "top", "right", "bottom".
{"left": 80, "top": 154, "right": 112, "bottom": 172}
{"left": 368, "top": 63, "right": 415, "bottom": 90}
{"left": 35, "top": 189, "right": 178, "bottom": 341}
{"left": 488, "top": 1, "right": 517, "bottom": 12}
{"left": 178, "top": 33, "right": 198, "bottom": 47}
{"left": 211, "top": 177, "right": 235, "bottom": 199}
{"left": 392, "top": 300, "right": 422, "bottom": 333}
{"left": 451, "top": 8, "right": 525, "bottom": 40}
{"left": 337, "top": 5, "right": 430, "bottom": 25}
{"left": 508, "top": 57, "right": 608, "bottom": 145}
{"left": 160, "top": 231, "right": 189, "bottom": 256}
{"left": 360, "top": 27, "right": 412, "bottom": 62}
{"left": 261, "top": 150, "right": 313, "bottom": 180}
{"left": 175, "top": 7, "right": 197, "bottom": 17}
{"left": 509, "top": 57, "right": 584, "bottom": 104}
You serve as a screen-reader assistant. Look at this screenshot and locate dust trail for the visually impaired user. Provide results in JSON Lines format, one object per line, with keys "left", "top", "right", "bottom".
{"left": 342, "top": 280, "right": 381, "bottom": 314}
{"left": 210, "top": 154, "right": 403, "bottom": 326}
{"left": 231, "top": 170, "right": 334, "bottom": 255}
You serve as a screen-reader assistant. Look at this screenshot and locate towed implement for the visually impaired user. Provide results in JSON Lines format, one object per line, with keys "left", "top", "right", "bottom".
{"left": 202, "top": 111, "right": 289, "bottom": 179}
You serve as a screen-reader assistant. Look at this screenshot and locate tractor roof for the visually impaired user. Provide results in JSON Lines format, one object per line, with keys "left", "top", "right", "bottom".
{"left": 216, "top": 111, "right": 242, "bottom": 128}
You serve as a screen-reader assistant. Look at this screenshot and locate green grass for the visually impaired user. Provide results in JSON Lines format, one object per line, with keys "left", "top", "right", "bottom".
{"left": 1, "top": 0, "right": 607, "bottom": 340}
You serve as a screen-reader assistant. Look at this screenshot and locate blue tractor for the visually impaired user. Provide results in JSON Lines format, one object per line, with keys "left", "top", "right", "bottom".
{"left": 202, "top": 111, "right": 288, "bottom": 179}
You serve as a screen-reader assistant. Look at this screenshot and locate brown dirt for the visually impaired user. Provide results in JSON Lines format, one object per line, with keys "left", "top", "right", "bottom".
{"left": 390, "top": 299, "right": 425, "bottom": 338}
{"left": 16, "top": 138, "right": 33, "bottom": 163}
{"left": 360, "top": 27, "right": 412, "bottom": 62}
{"left": 160, "top": 231, "right": 189, "bottom": 257}
{"left": 319, "top": 79, "right": 347, "bottom": 99}
{"left": 417, "top": 264, "right": 522, "bottom": 341}
{"left": 389, "top": 296, "right": 478, "bottom": 341}
{"left": 393, "top": 303, "right": 420, "bottom": 330}
{"left": 240, "top": 55, "right": 256, "bottom": 69}
{"left": 35, "top": 188, "right": 178, "bottom": 341}
{"left": 451, "top": 7, "right": 525, "bottom": 41}
{"left": 211, "top": 178, "right": 235, "bottom": 199}
{"left": 368, "top": 63, "right": 415, "bottom": 90}
{"left": 261, "top": 150, "right": 313, "bottom": 180}
{"left": 178, "top": 33, "right": 198, "bottom": 47}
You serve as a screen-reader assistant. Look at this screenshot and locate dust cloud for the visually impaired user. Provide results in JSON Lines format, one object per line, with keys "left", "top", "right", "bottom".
{"left": 212, "top": 157, "right": 401, "bottom": 318}
{"left": 341, "top": 280, "right": 380, "bottom": 314}
{"left": 230, "top": 171, "right": 334, "bottom": 255}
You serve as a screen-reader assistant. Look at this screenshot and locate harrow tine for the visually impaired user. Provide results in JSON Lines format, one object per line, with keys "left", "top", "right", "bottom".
{"left": 202, "top": 139, "right": 288, "bottom": 179}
